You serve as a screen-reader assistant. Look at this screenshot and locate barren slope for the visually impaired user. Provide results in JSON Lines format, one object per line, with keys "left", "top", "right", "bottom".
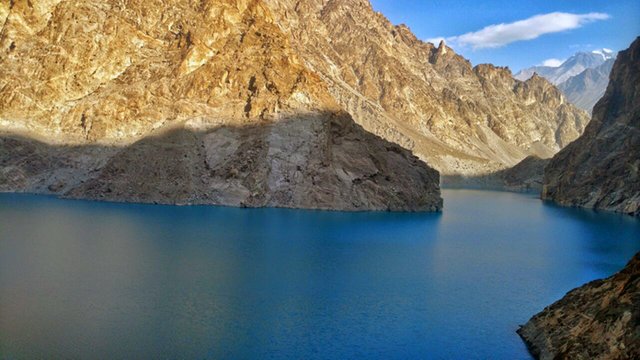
{"left": 0, "top": 0, "right": 442, "bottom": 211}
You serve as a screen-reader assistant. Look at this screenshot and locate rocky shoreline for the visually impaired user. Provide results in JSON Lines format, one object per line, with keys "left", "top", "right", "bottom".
{"left": 518, "top": 253, "right": 640, "bottom": 359}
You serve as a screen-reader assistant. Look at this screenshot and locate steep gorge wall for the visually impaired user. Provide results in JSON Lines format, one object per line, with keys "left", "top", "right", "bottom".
{"left": 542, "top": 37, "right": 640, "bottom": 216}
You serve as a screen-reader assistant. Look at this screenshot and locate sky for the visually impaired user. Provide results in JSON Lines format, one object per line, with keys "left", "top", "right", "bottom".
{"left": 369, "top": 0, "right": 640, "bottom": 72}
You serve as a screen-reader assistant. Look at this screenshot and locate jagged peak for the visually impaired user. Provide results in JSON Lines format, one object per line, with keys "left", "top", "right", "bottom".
{"left": 437, "top": 39, "right": 447, "bottom": 55}
{"left": 393, "top": 23, "right": 420, "bottom": 44}
{"left": 528, "top": 72, "right": 544, "bottom": 81}
{"left": 474, "top": 63, "right": 512, "bottom": 74}
{"left": 429, "top": 39, "right": 457, "bottom": 63}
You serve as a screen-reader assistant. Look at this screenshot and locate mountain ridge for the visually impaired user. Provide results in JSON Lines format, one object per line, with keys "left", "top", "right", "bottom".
{"left": 558, "top": 58, "right": 615, "bottom": 113}
{"left": 515, "top": 49, "right": 614, "bottom": 85}
{"left": 516, "top": 49, "right": 616, "bottom": 113}
{"left": 0, "top": 0, "right": 590, "bottom": 208}
{"left": 263, "top": 0, "right": 589, "bottom": 175}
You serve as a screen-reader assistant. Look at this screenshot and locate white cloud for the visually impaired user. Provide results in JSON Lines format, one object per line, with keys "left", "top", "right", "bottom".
{"left": 541, "top": 58, "right": 565, "bottom": 67}
{"left": 429, "top": 12, "right": 610, "bottom": 49}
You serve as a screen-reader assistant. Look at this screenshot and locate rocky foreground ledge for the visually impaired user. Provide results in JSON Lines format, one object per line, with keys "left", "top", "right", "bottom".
{"left": 518, "top": 253, "right": 640, "bottom": 359}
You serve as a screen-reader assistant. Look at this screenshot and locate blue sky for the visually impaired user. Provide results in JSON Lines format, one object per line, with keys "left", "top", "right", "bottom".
{"left": 370, "top": 0, "right": 640, "bottom": 72}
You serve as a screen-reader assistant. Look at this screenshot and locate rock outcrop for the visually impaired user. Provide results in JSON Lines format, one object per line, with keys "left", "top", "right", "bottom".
{"left": 0, "top": 0, "right": 442, "bottom": 211}
{"left": 518, "top": 252, "right": 640, "bottom": 359}
{"left": 1, "top": 112, "right": 441, "bottom": 211}
{"left": 542, "top": 37, "right": 640, "bottom": 216}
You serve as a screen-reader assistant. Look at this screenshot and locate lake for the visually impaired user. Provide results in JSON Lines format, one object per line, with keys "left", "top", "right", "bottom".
{"left": 1, "top": 190, "right": 639, "bottom": 359}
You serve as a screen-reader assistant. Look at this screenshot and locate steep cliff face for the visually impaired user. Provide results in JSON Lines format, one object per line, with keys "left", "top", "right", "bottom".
{"left": 1, "top": 113, "right": 441, "bottom": 211}
{"left": 542, "top": 38, "right": 640, "bottom": 216}
{"left": 0, "top": 0, "right": 442, "bottom": 211}
{"left": 518, "top": 252, "right": 640, "bottom": 359}
{"left": 263, "top": 0, "right": 589, "bottom": 175}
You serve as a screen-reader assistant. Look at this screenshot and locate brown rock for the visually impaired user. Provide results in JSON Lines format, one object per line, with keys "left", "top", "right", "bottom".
{"left": 0, "top": 0, "right": 589, "bottom": 208}
{"left": 518, "top": 252, "right": 640, "bottom": 359}
{"left": 263, "top": 0, "right": 589, "bottom": 175}
{"left": 0, "top": 0, "right": 442, "bottom": 211}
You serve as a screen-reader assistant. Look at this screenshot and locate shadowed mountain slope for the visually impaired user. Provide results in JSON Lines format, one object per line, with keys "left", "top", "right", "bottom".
{"left": 558, "top": 59, "right": 615, "bottom": 113}
{"left": 542, "top": 37, "right": 640, "bottom": 216}
{"left": 1, "top": 112, "right": 442, "bottom": 211}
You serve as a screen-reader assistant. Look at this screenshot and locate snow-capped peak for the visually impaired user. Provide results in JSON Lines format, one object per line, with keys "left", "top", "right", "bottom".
{"left": 592, "top": 48, "right": 615, "bottom": 60}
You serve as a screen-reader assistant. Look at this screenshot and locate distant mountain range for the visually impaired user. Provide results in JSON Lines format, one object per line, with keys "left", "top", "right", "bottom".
{"left": 515, "top": 49, "right": 616, "bottom": 113}
{"left": 558, "top": 59, "right": 615, "bottom": 114}
{"left": 515, "top": 49, "right": 615, "bottom": 85}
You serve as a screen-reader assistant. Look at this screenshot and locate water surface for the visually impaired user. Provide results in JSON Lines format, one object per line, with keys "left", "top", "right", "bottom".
{"left": 1, "top": 190, "right": 639, "bottom": 359}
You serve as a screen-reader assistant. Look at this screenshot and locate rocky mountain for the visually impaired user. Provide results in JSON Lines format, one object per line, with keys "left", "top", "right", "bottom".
{"left": 518, "top": 252, "right": 640, "bottom": 359}
{"left": 515, "top": 49, "right": 614, "bottom": 85}
{"left": 0, "top": 0, "right": 441, "bottom": 211}
{"left": 265, "top": 0, "right": 589, "bottom": 176}
{"left": 516, "top": 50, "right": 616, "bottom": 113}
{"left": 0, "top": 0, "right": 589, "bottom": 208}
{"left": 558, "top": 58, "right": 615, "bottom": 113}
{"left": 542, "top": 37, "right": 640, "bottom": 216}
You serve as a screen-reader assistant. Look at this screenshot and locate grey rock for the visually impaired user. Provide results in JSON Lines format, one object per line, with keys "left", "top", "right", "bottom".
{"left": 542, "top": 37, "right": 640, "bottom": 216}
{"left": 558, "top": 59, "right": 615, "bottom": 113}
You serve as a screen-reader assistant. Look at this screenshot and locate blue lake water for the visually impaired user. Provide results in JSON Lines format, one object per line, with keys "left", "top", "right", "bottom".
{"left": 1, "top": 190, "right": 639, "bottom": 359}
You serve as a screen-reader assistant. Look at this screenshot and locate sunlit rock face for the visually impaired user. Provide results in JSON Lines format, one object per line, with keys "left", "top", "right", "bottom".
{"left": 518, "top": 252, "right": 640, "bottom": 359}
{"left": 0, "top": 0, "right": 337, "bottom": 141}
{"left": 0, "top": 0, "right": 590, "bottom": 208}
{"left": 542, "top": 37, "right": 640, "bottom": 216}
{"left": 0, "top": 0, "right": 442, "bottom": 211}
{"left": 262, "top": 0, "right": 589, "bottom": 175}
